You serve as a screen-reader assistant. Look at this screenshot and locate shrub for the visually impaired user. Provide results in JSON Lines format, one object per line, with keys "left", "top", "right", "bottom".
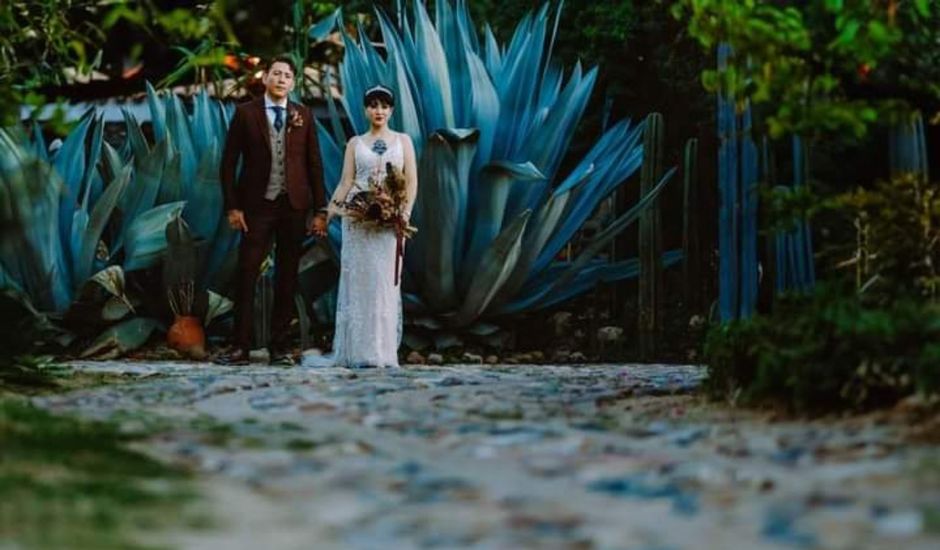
{"left": 704, "top": 285, "right": 940, "bottom": 412}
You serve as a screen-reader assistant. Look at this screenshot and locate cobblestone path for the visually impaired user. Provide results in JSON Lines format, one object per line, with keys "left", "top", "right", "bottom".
{"left": 34, "top": 362, "right": 940, "bottom": 550}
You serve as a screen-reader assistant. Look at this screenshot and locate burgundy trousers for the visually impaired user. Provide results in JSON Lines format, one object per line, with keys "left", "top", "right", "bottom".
{"left": 233, "top": 195, "right": 306, "bottom": 351}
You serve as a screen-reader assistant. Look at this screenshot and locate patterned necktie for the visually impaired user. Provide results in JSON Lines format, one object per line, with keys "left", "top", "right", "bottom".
{"left": 272, "top": 106, "right": 285, "bottom": 132}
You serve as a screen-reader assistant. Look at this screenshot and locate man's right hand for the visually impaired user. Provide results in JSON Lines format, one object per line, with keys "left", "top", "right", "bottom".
{"left": 227, "top": 209, "right": 248, "bottom": 233}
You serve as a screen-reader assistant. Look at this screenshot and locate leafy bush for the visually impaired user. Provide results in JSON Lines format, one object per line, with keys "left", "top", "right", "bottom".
{"left": 835, "top": 173, "right": 939, "bottom": 301}
{"left": 705, "top": 285, "right": 940, "bottom": 412}
{"left": 706, "top": 168, "right": 940, "bottom": 412}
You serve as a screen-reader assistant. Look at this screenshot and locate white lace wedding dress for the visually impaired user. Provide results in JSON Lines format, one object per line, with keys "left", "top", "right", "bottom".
{"left": 327, "top": 135, "right": 404, "bottom": 368}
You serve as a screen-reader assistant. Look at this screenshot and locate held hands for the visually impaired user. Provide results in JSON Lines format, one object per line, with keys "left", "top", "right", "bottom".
{"left": 227, "top": 209, "right": 248, "bottom": 233}
{"left": 325, "top": 201, "right": 343, "bottom": 224}
{"left": 309, "top": 212, "right": 328, "bottom": 237}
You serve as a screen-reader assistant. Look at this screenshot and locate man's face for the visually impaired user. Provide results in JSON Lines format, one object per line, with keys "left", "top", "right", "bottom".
{"left": 263, "top": 61, "right": 295, "bottom": 100}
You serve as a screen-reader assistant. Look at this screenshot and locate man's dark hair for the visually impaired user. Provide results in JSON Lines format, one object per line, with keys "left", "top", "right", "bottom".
{"left": 265, "top": 54, "right": 298, "bottom": 77}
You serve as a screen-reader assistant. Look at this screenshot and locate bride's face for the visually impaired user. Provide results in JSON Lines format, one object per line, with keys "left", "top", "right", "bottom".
{"left": 366, "top": 100, "right": 393, "bottom": 128}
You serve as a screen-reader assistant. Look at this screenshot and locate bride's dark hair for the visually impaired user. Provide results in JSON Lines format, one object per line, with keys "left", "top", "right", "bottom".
{"left": 363, "top": 85, "right": 395, "bottom": 107}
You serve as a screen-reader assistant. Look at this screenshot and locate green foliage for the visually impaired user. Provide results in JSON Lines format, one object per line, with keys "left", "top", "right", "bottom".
{"left": 0, "top": 2, "right": 99, "bottom": 124}
{"left": 0, "top": 399, "right": 200, "bottom": 547}
{"left": 761, "top": 184, "right": 831, "bottom": 234}
{"left": 835, "top": 173, "right": 940, "bottom": 300}
{"left": 468, "top": 0, "right": 637, "bottom": 78}
{"left": 707, "top": 172, "right": 940, "bottom": 412}
{"left": 704, "top": 285, "right": 940, "bottom": 412}
{"left": 0, "top": 355, "right": 58, "bottom": 389}
{"left": 0, "top": 1, "right": 234, "bottom": 127}
{"left": 0, "top": 1, "right": 106, "bottom": 87}
{"left": 672, "top": 0, "right": 940, "bottom": 138}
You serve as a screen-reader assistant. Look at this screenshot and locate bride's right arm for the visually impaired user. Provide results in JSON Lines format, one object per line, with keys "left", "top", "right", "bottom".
{"left": 327, "top": 138, "right": 357, "bottom": 221}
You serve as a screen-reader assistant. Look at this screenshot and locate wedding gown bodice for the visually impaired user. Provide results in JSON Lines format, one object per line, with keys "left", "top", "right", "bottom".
{"left": 352, "top": 134, "right": 405, "bottom": 192}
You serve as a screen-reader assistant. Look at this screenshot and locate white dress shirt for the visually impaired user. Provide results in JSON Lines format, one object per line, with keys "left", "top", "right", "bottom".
{"left": 264, "top": 94, "right": 289, "bottom": 128}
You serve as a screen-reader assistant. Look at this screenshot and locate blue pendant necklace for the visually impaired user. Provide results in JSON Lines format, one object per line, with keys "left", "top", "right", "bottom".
{"left": 371, "top": 139, "right": 388, "bottom": 155}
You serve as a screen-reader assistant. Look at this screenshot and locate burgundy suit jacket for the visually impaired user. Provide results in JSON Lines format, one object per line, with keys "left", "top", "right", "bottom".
{"left": 220, "top": 98, "right": 325, "bottom": 214}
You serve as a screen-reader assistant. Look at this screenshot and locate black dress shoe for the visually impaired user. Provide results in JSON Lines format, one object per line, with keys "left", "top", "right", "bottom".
{"left": 214, "top": 348, "right": 250, "bottom": 365}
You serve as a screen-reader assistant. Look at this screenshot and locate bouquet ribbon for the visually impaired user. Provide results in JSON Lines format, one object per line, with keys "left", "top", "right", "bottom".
{"left": 395, "top": 229, "right": 403, "bottom": 286}
{"left": 393, "top": 216, "right": 411, "bottom": 286}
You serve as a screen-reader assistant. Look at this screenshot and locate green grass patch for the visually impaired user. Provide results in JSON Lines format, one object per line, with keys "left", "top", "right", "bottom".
{"left": 0, "top": 355, "right": 151, "bottom": 398}
{"left": 285, "top": 438, "right": 317, "bottom": 451}
{"left": 0, "top": 398, "right": 204, "bottom": 548}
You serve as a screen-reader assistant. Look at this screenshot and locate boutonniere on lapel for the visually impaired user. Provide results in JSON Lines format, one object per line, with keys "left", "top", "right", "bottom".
{"left": 287, "top": 108, "right": 304, "bottom": 131}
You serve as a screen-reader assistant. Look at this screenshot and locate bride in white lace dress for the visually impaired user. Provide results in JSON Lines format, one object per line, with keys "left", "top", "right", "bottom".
{"left": 324, "top": 85, "right": 417, "bottom": 368}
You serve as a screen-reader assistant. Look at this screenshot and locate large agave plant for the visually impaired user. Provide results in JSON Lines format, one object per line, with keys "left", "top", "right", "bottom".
{"left": 316, "top": 0, "right": 679, "bottom": 332}
{"left": 0, "top": 85, "right": 242, "bottom": 354}
{"left": 119, "top": 84, "right": 240, "bottom": 290}
{"left": 3, "top": 84, "right": 240, "bottom": 308}
{"left": 0, "top": 119, "right": 137, "bottom": 314}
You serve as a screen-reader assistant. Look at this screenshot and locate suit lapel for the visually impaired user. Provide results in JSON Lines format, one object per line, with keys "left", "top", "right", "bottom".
{"left": 286, "top": 102, "right": 301, "bottom": 149}
{"left": 251, "top": 99, "right": 272, "bottom": 153}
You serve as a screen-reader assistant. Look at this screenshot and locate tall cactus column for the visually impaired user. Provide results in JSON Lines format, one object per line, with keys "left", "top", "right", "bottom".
{"left": 772, "top": 136, "right": 816, "bottom": 294}
{"left": 717, "top": 44, "right": 760, "bottom": 321}
{"left": 682, "top": 137, "right": 700, "bottom": 310}
{"left": 639, "top": 112, "right": 665, "bottom": 359}
{"left": 890, "top": 111, "right": 929, "bottom": 180}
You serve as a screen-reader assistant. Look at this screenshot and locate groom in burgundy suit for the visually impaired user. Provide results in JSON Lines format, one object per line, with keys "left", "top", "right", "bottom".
{"left": 218, "top": 55, "right": 328, "bottom": 365}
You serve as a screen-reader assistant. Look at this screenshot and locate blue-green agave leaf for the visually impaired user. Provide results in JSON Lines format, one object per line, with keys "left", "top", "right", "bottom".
{"left": 69, "top": 208, "right": 89, "bottom": 289}
{"left": 120, "top": 108, "right": 150, "bottom": 162}
{"left": 454, "top": 0, "right": 481, "bottom": 54}
{"left": 492, "top": 188, "right": 571, "bottom": 307}
{"left": 322, "top": 67, "right": 348, "bottom": 148}
{"left": 30, "top": 122, "right": 48, "bottom": 162}
{"left": 533, "top": 121, "right": 644, "bottom": 274}
{"left": 184, "top": 143, "right": 222, "bottom": 241}
{"left": 80, "top": 317, "right": 162, "bottom": 359}
{"left": 124, "top": 201, "right": 186, "bottom": 271}
{"left": 53, "top": 111, "right": 94, "bottom": 267}
{"left": 375, "top": 9, "right": 424, "bottom": 141}
{"left": 119, "top": 138, "right": 170, "bottom": 250}
{"left": 462, "top": 161, "right": 543, "bottom": 288}
{"left": 190, "top": 89, "right": 215, "bottom": 159}
{"left": 452, "top": 209, "right": 530, "bottom": 326}
{"left": 75, "top": 164, "right": 132, "bottom": 285}
{"left": 309, "top": 7, "right": 343, "bottom": 40}
{"left": 79, "top": 114, "right": 105, "bottom": 209}
{"left": 483, "top": 24, "right": 502, "bottom": 76}
{"left": 316, "top": 121, "right": 343, "bottom": 199}
{"left": 157, "top": 147, "right": 183, "bottom": 205}
{"left": 164, "top": 93, "right": 197, "bottom": 188}
{"left": 0, "top": 138, "right": 70, "bottom": 311}
{"left": 553, "top": 166, "right": 677, "bottom": 291}
{"left": 204, "top": 289, "right": 233, "bottom": 327}
{"left": 145, "top": 81, "right": 166, "bottom": 143}
{"left": 102, "top": 295, "right": 133, "bottom": 321}
{"left": 101, "top": 142, "right": 124, "bottom": 183}
{"left": 389, "top": 53, "right": 424, "bottom": 152}
{"left": 411, "top": 0, "right": 454, "bottom": 129}
{"left": 465, "top": 48, "right": 499, "bottom": 176}
{"left": 339, "top": 32, "right": 378, "bottom": 134}
{"left": 201, "top": 212, "right": 239, "bottom": 291}
{"left": 413, "top": 130, "right": 476, "bottom": 311}
{"left": 436, "top": 0, "right": 471, "bottom": 127}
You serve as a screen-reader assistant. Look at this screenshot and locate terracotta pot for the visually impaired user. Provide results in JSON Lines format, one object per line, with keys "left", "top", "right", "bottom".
{"left": 167, "top": 315, "right": 206, "bottom": 359}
